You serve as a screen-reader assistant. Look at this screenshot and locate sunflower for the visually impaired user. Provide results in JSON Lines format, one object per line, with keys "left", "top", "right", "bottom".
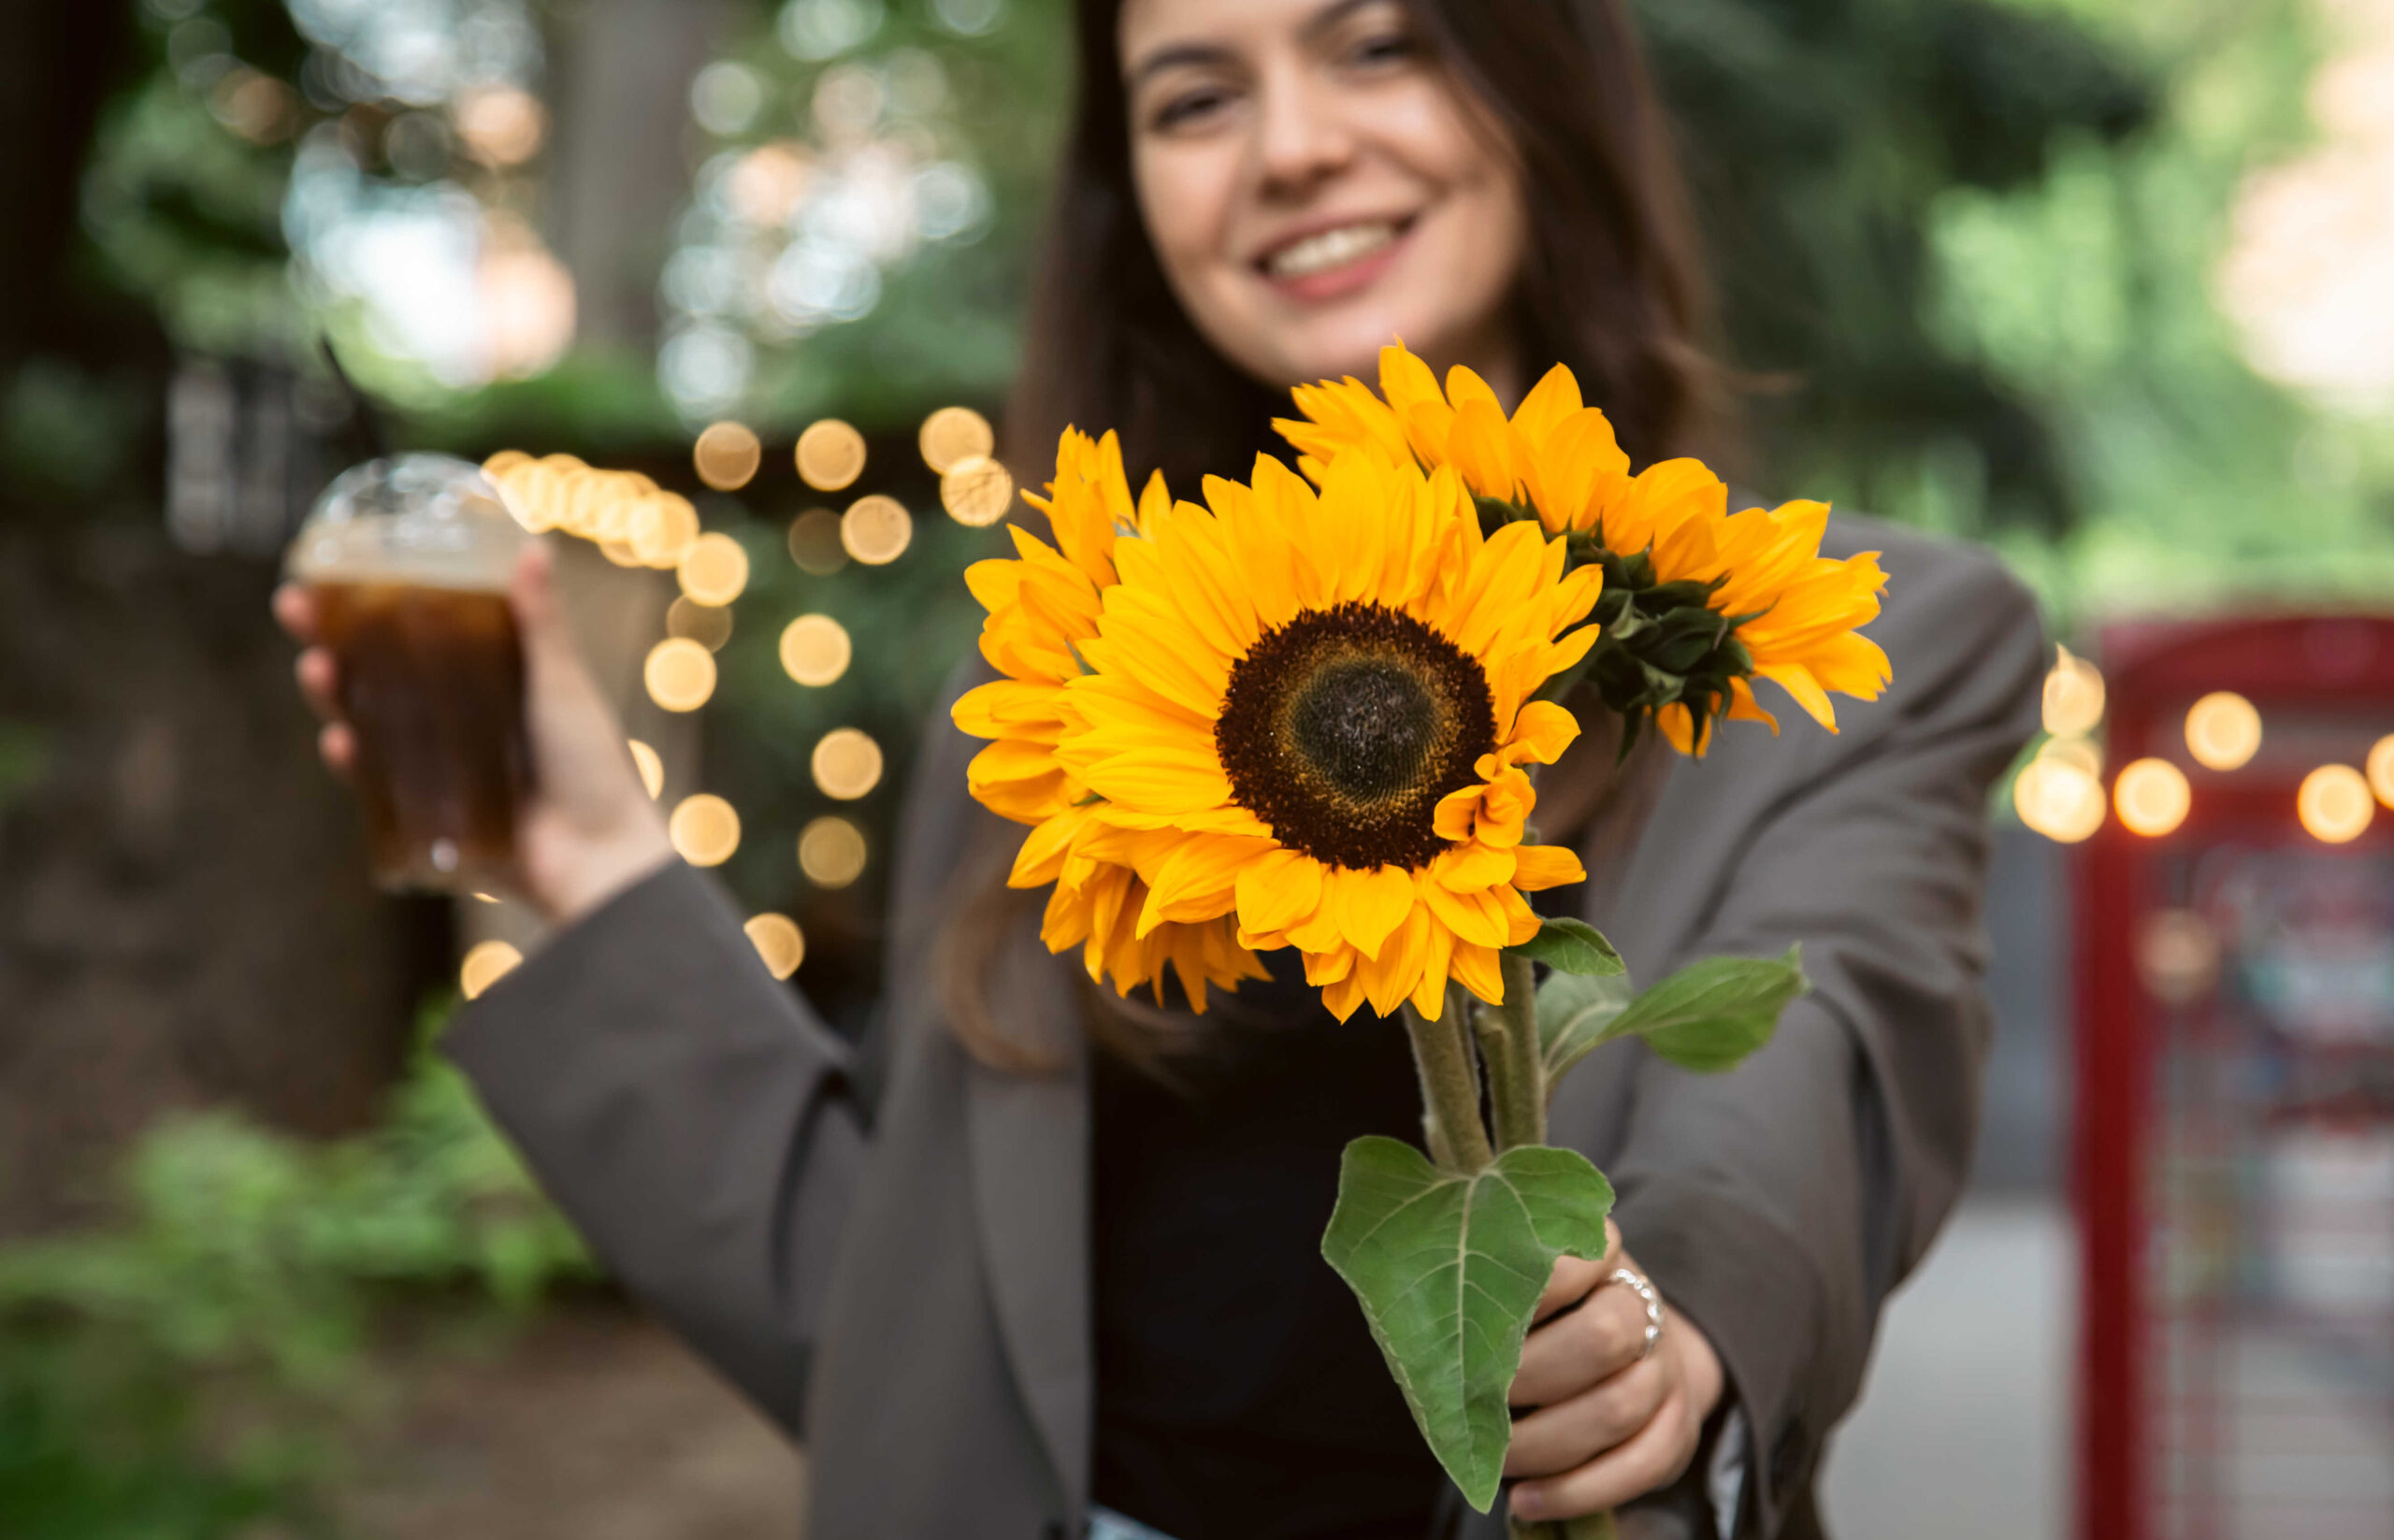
{"left": 1277, "top": 342, "right": 1891, "bottom": 755}
{"left": 1052, "top": 450, "right": 1600, "bottom": 1023}
{"left": 951, "top": 429, "right": 1267, "bottom": 1009}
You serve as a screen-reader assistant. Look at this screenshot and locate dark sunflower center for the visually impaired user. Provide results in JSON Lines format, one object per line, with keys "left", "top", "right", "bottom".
{"left": 1215, "top": 601, "right": 1496, "bottom": 871}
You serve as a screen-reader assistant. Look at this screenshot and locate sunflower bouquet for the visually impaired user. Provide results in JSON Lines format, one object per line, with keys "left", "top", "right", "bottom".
{"left": 955, "top": 344, "right": 1889, "bottom": 1536}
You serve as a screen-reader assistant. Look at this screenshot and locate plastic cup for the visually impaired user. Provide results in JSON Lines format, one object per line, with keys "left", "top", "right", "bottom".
{"left": 286, "top": 454, "right": 535, "bottom": 892}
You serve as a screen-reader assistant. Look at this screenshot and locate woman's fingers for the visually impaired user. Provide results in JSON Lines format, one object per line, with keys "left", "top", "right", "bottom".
{"left": 1531, "top": 1218, "right": 1623, "bottom": 1325}
{"left": 1502, "top": 1356, "right": 1667, "bottom": 1477}
{"left": 294, "top": 647, "right": 341, "bottom": 723}
{"left": 1511, "top": 1275, "right": 1654, "bottom": 1407}
{"left": 272, "top": 582, "right": 318, "bottom": 645}
{"left": 1508, "top": 1383, "right": 1702, "bottom": 1521}
{"left": 318, "top": 721, "right": 355, "bottom": 777}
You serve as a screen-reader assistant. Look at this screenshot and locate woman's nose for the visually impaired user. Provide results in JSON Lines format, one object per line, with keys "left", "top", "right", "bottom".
{"left": 1251, "top": 67, "right": 1358, "bottom": 198}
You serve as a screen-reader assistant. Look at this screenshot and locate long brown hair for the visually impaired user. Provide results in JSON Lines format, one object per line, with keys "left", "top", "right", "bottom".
{"left": 946, "top": 0, "right": 1727, "bottom": 1067}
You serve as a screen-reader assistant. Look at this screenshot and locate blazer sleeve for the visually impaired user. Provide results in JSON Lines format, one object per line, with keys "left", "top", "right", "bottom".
{"left": 1603, "top": 544, "right": 2045, "bottom": 1536}
{"left": 442, "top": 858, "right": 867, "bottom": 1434}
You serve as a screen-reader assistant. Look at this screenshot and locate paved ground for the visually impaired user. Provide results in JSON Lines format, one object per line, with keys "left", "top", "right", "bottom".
{"left": 1820, "top": 1198, "right": 2075, "bottom": 1540}
{"left": 341, "top": 1303, "right": 803, "bottom": 1540}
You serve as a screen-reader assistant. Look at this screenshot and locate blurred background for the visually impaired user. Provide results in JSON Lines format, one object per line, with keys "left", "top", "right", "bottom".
{"left": 4, "top": 0, "right": 2393, "bottom": 1534}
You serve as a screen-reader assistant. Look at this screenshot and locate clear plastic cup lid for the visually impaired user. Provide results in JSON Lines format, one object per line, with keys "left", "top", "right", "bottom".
{"left": 286, "top": 453, "right": 530, "bottom": 591}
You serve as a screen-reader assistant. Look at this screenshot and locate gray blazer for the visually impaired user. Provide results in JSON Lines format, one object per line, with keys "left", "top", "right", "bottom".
{"left": 447, "top": 515, "right": 2044, "bottom": 1540}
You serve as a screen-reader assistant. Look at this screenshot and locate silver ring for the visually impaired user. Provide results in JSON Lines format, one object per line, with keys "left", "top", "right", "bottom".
{"left": 1609, "top": 1267, "right": 1664, "bottom": 1360}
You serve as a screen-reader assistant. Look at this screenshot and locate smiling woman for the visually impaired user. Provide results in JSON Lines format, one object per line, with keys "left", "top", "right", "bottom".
{"left": 279, "top": 0, "right": 2047, "bottom": 1536}
{"left": 1009, "top": 0, "right": 1723, "bottom": 495}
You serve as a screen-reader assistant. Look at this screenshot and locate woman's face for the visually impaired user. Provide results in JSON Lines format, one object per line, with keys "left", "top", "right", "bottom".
{"left": 1118, "top": 0, "right": 1530, "bottom": 397}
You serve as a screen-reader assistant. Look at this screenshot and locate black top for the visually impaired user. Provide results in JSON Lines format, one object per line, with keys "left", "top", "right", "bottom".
{"left": 1089, "top": 954, "right": 1449, "bottom": 1540}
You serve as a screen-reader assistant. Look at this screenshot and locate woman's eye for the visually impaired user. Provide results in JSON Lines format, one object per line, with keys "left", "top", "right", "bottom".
{"left": 1151, "top": 87, "right": 1233, "bottom": 131}
{"left": 1346, "top": 29, "right": 1419, "bottom": 69}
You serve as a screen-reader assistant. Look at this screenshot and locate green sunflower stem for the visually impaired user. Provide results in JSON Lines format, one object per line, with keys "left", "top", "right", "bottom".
{"left": 1398, "top": 995, "right": 1493, "bottom": 1174}
{"left": 1475, "top": 949, "right": 1546, "bottom": 1152}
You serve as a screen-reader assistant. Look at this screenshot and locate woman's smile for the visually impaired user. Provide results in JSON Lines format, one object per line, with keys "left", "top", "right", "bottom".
{"left": 1253, "top": 211, "right": 1418, "bottom": 302}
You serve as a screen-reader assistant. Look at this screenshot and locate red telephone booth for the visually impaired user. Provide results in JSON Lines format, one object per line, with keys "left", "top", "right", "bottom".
{"left": 2078, "top": 614, "right": 2394, "bottom": 1540}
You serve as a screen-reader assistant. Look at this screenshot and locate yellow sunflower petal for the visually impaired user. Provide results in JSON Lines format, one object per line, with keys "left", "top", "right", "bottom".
{"left": 1509, "top": 843, "right": 1586, "bottom": 892}
{"left": 1451, "top": 942, "right": 1505, "bottom": 1006}
{"left": 1334, "top": 864, "right": 1416, "bottom": 961}
{"left": 1235, "top": 848, "right": 1327, "bottom": 937}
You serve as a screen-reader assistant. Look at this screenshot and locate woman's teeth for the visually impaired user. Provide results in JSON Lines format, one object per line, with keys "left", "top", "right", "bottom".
{"left": 1264, "top": 222, "right": 1399, "bottom": 279}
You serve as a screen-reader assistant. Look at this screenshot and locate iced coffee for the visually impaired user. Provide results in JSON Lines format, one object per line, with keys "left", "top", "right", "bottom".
{"left": 287, "top": 454, "right": 535, "bottom": 892}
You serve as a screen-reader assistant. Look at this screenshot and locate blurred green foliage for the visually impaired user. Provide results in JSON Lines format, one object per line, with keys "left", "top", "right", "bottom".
{"left": 0, "top": 1000, "right": 592, "bottom": 1538}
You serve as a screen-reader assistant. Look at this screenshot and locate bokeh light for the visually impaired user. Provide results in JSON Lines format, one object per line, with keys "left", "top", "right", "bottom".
{"left": 669, "top": 596, "right": 735, "bottom": 652}
{"left": 941, "top": 455, "right": 1015, "bottom": 527}
{"left": 2298, "top": 764, "right": 2373, "bottom": 843}
{"left": 631, "top": 493, "right": 701, "bottom": 569}
{"left": 678, "top": 531, "right": 751, "bottom": 606}
{"left": 2037, "top": 735, "right": 2102, "bottom": 778}
{"left": 812, "top": 727, "right": 885, "bottom": 799}
{"left": 644, "top": 637, "right": 718, "bottom": 712}
{"left": 627, "top": 738, "right": 665, "bottom": 799}
{"left": 2041, "top": 645, "right": 2106, "bottom": 738}
{"left": 456, "top": 84, "right": 546, "bottom": 167}
{"left": 2015, "top": 756, "right": 2106, "bottom": 842}
{"left": 797, "top": 419, "right": 867, "bottom": 491}
{"left": 2185, "top": 692, "right": 2262, "bottom": 770}
{"left": 842, "top": 494, "right": 912, "bottom": 565}
{"left": 669, "top": 793, "right": 743, "bottom": 866}
{"left": 743, "top": 914, "right": 807, "bottom": 979}
{"left": 727, "top": 143, "right": 813, "bottom": 226}
{"left": 788, "top": 508, "right": 848, "bottom": 573}
{"left": 2113, "top": 757, "right": 2192, "bottom": 838}
{"left": 2138, "top": 910, "right": 2220, "bottom": 1007}
{"left": 780, "top": 613, "right": 853, "bottom": 685}
{"left": 694, "top": 421, "right": 764, "bottom": 491}
{"left": 798, "top": 815, "right": 869, "bottom": 887}
{"left": 918, "top": 405, "right": 995, "bottom": 473}
{"left": 2368, "top": 734, "right": 2394, "bottom": 808}
{"left": 460, "top": 940, "right": 524, "bottom": 1000}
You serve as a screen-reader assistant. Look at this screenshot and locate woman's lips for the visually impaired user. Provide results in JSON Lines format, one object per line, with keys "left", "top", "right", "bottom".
{"left": 1255, "top": 217, "right": 1416, "bottom": 304}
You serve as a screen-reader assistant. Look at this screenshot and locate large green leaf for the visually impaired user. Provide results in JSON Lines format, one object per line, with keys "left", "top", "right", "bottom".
{"left": 1507, "top": 917, "right": 1625, "bottom": 977}
{"left": 1607, "top": 945, "right": 1808, "bottom": 1072}
{"left": 1536, "top": 969, "right": 1637, "bottom": 1090}
{"left": 1321, "top": 1137, "right": 1615, "bottom": 1511}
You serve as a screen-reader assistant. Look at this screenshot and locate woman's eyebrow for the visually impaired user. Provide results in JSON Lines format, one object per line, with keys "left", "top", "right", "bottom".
{"left": 1127, "top": 40, "right": 1239, "bottom": 87}
{"left": 1126, "top": 0, "right": 1383, "bottom": 87}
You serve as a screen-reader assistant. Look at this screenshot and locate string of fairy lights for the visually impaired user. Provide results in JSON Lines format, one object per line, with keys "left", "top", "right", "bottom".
{"left": 454, "top": 406, "right": 1014, "bottom": 1000}
{"left": 2014, "top": 645, "right": 2394, "bottom": 845}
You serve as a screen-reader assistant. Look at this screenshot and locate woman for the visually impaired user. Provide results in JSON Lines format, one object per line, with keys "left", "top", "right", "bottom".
{"left": 279, "top": 1, "right": 2043, "bottom": 1535}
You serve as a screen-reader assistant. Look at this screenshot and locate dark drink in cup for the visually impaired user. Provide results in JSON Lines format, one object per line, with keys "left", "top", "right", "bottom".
{"left": 288, "top": 455, "right": 536, "bottom": 892}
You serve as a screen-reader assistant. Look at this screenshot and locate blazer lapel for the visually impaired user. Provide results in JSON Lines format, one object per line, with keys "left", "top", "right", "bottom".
{"left": 963, "top": 912, "right": 1093, "bottom": 1516}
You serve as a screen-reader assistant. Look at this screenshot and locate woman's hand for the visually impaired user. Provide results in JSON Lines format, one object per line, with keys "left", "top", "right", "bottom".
{"left": 1504, "top": 1219, "right": 1726, "bottom": 1523}
{"left": 274, "top": 540, "right": 675, "bottom": 925}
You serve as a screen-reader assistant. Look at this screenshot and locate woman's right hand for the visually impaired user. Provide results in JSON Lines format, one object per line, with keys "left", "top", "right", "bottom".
{"left": 274, "top": 540, "right": 676, "bottom": 926}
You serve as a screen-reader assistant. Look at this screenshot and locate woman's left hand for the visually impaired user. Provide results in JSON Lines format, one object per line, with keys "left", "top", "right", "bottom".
{"left": 1503, "top": 1219, "right": 1725, "bottom": 1522}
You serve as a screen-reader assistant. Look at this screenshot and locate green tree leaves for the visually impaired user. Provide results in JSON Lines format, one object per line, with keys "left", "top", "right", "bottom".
{"left": 1320, "top": 1139, "right": 1615, "bottom": 1512}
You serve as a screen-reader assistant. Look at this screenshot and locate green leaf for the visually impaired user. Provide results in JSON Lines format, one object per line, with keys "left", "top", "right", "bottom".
{"left": 1321, "top": 1137, "right": 1615, "bottom": 1512}
{"left": 1507, "top": 917, "right": 1625, "bottom": 977}
{"left": 1608, "top": 945, "right": 1808, "bottom": 1072}
{"left": 1536, "top": 968, "right": 1637, "bottom": 1090}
